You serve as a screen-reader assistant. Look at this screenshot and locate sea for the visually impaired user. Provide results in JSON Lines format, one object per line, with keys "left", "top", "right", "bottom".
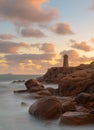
{"left": 0, "top": 74, "right": 94, "bottom": 130}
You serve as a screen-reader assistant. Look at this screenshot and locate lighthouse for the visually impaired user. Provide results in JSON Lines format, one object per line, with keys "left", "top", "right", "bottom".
{"left": 63, "top": 54, "right": 68, "bottom": 67}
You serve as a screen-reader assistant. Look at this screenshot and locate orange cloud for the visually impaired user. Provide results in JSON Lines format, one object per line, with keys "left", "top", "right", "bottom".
{"left": 31, "top": 0, "right": 47, "bottom": 8}
{"left": 1, "top": 53, "right": 56, "bottom": 74}
{"left": 71, "top": 41, "right": 94, "bottom": 51}
{"left": 39, "top": 43, "right": 55, "bottom": 53}
{"left": 90, "top": 38, "right": 94, "bottom": 43}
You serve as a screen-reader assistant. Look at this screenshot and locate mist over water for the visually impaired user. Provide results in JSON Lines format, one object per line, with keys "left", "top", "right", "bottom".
{"left": 0, "top": 75, "right": 94, "bottom": 130}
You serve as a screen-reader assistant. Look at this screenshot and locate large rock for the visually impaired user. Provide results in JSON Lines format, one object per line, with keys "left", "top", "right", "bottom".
{"left": 62, "top": 101, "right": 76, "bottom": 113}
{"left": 59, "top": 70, "right": 94, "bottom": 96}
{"left": 29, "top": 96, "right": 62, "bottom": 120}
{"left": 46, "top": 87, "right": 59, "bottom": 96}
{"left": 57, "top": 96, "right": 76, "bottom": 113}
{"left": 75, "top": 93, "right": 94, "bottom": 110}
{"left": 30, "top": 89, "right": 52, "bottom": 99}
{"left": 75, "top": 93, "right": 94, "bottom": 104}
{"left": 60, "top": 112, "right": 94, "bottom": 125}
{"left": 25, "top": 79, "right": 44, "bottom": 92}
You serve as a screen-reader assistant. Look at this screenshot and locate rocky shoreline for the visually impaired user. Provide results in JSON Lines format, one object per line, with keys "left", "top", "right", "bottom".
{"left": 14, "top": 61, "right": 94, "bottom": 125}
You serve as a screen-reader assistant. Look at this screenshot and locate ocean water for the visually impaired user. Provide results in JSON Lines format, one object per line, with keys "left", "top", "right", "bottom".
{"left": 0, "top": 74, "right": 94, "bottom": 130}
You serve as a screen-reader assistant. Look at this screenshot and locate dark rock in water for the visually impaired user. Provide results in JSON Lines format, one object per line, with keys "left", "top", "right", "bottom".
{"left": 25, "top": 79, "right": 44, "bottom": 92}
{"left": 60, "top": 111, "right": 94, "bottom": 125}
{"left": 12, "top": 80, "right": 25, "bottom": 83}
{"left": 14, "top": 89, "right": 27, "bottom": 93}
{"left": 29, "top": 96, "right": 62, "bottom": 120}
{"left": 21, "top": 102, "right": 28, "bottom": 106}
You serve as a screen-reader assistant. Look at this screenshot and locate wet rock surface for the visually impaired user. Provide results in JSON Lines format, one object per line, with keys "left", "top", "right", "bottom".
{"left": 60, "top": 112, "right": 94, "bottom": 125}
{"left": 25, "top": 79, "right": 44, "bottom": 92}
{"left": 29, "top": 96, "right": 63, "bottom": 120}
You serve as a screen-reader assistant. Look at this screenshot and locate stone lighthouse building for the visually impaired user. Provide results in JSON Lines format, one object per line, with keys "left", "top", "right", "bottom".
{"left": 63, "top": 54, "right": 69, "bottom": 67}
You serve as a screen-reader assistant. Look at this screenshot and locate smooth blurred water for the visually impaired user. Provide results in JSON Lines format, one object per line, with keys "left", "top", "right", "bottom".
{"left": 0, "top": 75, "right": 94, "bottom": 130}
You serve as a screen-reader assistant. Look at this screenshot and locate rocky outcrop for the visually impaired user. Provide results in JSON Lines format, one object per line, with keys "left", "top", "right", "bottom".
{"left": 60, "top": 112, "right": 94, "bottom": 125}
{"left": 14, "top": 61, "right": 94, "bottom": 125}
{"left": 75, "top": 93, "right": 94, "bottom": 104}
{"left": 29, "top": 96, "right": 62, "bottom": 120}
{"left": 38, "top": 61, "right": 94, "bottom": 84}
{"left": 59, "top": 70, "right": 94, "bottom": 96}
{"left": 75, "top": 93, "right": 94, "bottom": 111}
{"left": 25, "top": 79, "right": 44, "bottom": 92}
{"left": 29, "top": 93, "right": 94, "bottom": 125}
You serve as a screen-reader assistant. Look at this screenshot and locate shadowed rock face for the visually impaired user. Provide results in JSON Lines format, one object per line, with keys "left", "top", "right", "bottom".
{"left": 59, "top": 70, "right": 94, "bottom": 96}
{"left": 60, "top": 112, "right": 94, "bottom": 125}
{"left": 75, "top": 93, "right": 94, "bottom": 104}
{"left": 29, "top": 96, "right": 63, "bottom": 120}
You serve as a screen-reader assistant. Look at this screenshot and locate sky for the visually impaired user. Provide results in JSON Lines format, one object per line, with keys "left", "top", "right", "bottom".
{"left": 0, "top": 0, "right": 94, "bottom": 74}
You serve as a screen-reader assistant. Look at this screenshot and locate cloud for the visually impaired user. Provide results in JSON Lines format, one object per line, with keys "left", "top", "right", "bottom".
{"left": 71, "top": 41, "right": 94, "bottom": 51}
{"left": 0, "top": 0, "right": 57, "bottom": 26}
{"left": 5, "top": 53, "right": 56, "bottom": 63}
{"left": 0, "top": 40, "right": 30, "bottom": 53}
{"left": 89, "top": 1, "right": 94, "bottom": 10}
{"left": 0, "top": 47, "right": 57, "bottom": 74}
{"left": 30, "top": 43, "right": 55, "bottom": 53}
{"left": 39, "top": 43, "right": 55, "bottom": 53}
{"left": 21, "top": 28, "right": 45, "bottom": 38}
{"left": 0, "top": 40, "right": 55, "bottom": 54}
{"left": 60, "top": 49, "right": 94, "bottom": 66}
{"left": 0, "top": 34, "right": 15, "bottom": 40}
{"left": 3, "top": 53, "right": 56, "bottom": 74}
{"left": 51, "top": 23, "right": 74, "bottom": 35}
{"left": 90, "top": 38, "right": 94, "bottom": 43}
{"left": 31, "top": 0, "right": 47, "bottom": 8}
{"left": 60, "top": 49, "right": 79, "bottom": 61}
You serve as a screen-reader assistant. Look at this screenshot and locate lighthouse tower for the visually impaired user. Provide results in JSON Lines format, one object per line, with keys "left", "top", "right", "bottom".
{"left": 63, "top": 54, "right": 68, "bottom": 67}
